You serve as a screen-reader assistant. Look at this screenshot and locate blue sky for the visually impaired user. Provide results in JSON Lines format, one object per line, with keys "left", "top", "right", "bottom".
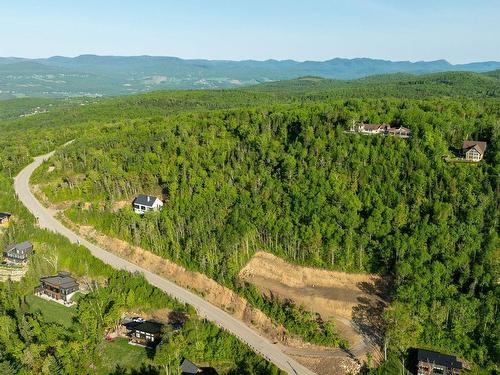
{"left": 0, "top": 0, "right": 498, "bottom": 63}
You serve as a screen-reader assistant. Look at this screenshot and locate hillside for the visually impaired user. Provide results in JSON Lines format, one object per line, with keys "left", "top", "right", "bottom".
{"left": 26, "top": 93, "right": 499, "bottom": 373}
{"left": 1, "top": 55, "right": 499, "bottom": 99}
{"left": 1, "top": 78, "right": 499, "bottom": 374}
{"left": 246, "top": 71, "right": 500, "bottom": 98}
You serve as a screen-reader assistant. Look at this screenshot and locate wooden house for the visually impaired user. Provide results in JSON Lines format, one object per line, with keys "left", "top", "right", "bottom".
{"left": 132, "top": 195, "right": 163, "bottom": 214}
{"left": 3, "top": 241, "right": 33, "bottom": 264}
{"left": 123, "top": 320, "right": 163, "bottom": 347}
{"left": 462, "top": 141, "right": 487, "bottom": 162}
{"left": 416, "top": 349, "right": 463, "bottom": 375}
{"left": 36, "top": 271, "right": 79, "bottom": 304}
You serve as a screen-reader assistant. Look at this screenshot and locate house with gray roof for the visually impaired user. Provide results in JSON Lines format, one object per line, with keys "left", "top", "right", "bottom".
{"left": 35, "top": 271, "right": 79, "bottom": 305}
{"left": 3, "top": 241, "right": 33, "bottom": 264}
{"left": 132, "top": 194, "right": 163, "bottom": 214}
{"left": 181, "top": 358, "right": 200, "bottom": 375}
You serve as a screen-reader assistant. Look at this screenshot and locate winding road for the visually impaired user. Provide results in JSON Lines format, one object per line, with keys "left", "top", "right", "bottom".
{"left": 14, "top": 148, "right": 316, "bottom": 375}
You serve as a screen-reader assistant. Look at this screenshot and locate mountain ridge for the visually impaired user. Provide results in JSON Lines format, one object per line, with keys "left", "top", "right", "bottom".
{"left": 0, "top": 55, "right": 499, "bottom": 99}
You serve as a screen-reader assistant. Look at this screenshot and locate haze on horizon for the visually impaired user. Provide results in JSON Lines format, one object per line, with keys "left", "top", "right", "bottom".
{"left": 1, "top": 0, "right": 499, "bottom": 64}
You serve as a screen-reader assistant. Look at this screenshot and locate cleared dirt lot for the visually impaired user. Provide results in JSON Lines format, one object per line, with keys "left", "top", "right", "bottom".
{"left": 239, "top": 252, "right": 389, "bottom": 361}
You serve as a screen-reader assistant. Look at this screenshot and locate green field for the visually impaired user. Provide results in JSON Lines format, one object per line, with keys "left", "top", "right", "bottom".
{"left": 99, "top": 338, "right": 152, "bottom": 374}
{"left": 25, "top": 294, "right": 76, "bottom": 328}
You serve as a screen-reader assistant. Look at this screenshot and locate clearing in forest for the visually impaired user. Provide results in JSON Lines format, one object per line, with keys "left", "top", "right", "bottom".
{"left": 239, "top": 252, "right": 389, "bottom": 360}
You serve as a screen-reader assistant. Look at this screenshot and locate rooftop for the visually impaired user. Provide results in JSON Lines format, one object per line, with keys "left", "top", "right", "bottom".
{"left": 181, "top": 358, "right": 200, "bottom": 374}
{"left": 40, "top": 271, "right": 79, "bottom": 289}
{"left": 462, "top": 140, "right": 487, "bottom": 154}
{"left": 0, "top": 212, "right": 11, "bottom": 220}
{"left": 5, "top": 240, "right": 33, "bottom": 252}
{"left": 133, "top": 194, "right": 161, "bottom": 207}
{"left": 127, "top": 320, "right": 163, "bottom": 335}
{"left": 417, "top": 349, "right": 463, "bottom": 369}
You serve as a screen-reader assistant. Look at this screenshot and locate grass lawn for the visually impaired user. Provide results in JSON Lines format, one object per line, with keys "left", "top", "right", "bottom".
{"left": 25, "top": 294, "right": 76, "bottom": 328}
{"left": 98, "top": 337, "right": 152, "bottom": 374}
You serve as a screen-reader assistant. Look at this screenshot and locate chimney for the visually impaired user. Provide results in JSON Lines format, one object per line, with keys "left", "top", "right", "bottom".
{"left": 147, "top": 196, "right": 150, "bottom": 202}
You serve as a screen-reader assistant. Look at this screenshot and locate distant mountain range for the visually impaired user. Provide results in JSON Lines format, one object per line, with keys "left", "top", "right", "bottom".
{"left": 0, "top": 55, "right": 499, "bottom": 99}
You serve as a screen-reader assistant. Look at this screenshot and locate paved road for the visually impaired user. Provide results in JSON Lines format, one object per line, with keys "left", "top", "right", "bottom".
{"left": 14, "top": 149, "right": 316, "bottom": 375}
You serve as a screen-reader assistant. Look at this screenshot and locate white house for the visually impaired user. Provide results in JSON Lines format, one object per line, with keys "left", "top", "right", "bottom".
{"left": 132, "top": 195, "right": 163, "bottom": 214}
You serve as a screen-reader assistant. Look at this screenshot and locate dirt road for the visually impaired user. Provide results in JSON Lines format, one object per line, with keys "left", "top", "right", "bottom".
{"left": 14, "top": 149, "right": 316, "bottom": 375}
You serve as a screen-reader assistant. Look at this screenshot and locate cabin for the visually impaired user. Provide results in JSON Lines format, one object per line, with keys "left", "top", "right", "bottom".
{"left": 132, "top": 195, "right": 163, "bottom": 214}
{"left": 462, "top": 141, "right": 487, "bottom": 162}
{"left": 0, "top": 212, "right": 11, "bottom": 226}
{"left": 3, "top": 241, "right": 33, "bottom": 264}
{"left": 36, "top": 271, "right": 79, "bottom": 304}
{"left": 123, "top": 320, "right": 163, "bottom": 347}
{"left": 416, "top": 349, "right": 463, "bottom": 375}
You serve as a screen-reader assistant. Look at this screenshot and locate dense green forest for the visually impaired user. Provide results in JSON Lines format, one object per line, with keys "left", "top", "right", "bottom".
{"left": 1, "top": 76, "right": 499, "bottom": 374}
{"left": 0, "top": 105, "right": 281, "bottom": 374}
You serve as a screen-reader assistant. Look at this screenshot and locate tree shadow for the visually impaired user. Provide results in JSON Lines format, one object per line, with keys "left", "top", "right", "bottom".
{"left": 109, "top": 363, "right": 159, "bottom": 375}
{"left": 352, "top": 278, "right": 390, "bottom": 349}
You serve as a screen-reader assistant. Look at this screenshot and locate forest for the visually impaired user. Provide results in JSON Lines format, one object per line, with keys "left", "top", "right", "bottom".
{"left": 1, "top": 75, "right": 499, "bottom": 374}
{"left": 0, "top": 104, "right": 282, "bottom": 374}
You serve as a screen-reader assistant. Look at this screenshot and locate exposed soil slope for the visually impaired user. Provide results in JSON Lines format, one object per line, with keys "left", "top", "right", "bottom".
{"left": 240, "top": 252, "right": 389, "bottom": 362}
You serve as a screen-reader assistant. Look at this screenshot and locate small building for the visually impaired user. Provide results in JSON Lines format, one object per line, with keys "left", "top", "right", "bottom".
{"left": 36, "top": 271, "right": 79, "bottom": 304}
{"left": 0, "top": 212, "right": 11, "bottom": 226}
{"left": 132, "top": 195, "right": 163, "bottom": 214}
{"left": 181, "top": 358, "right": 200, "bottom": 375}
{"left": 462, "top": 141, "right": 487, "bottom": 162}
{"left": 3, "top": 241, "right": 33, "bottom": 264}
{"left": 124, "top": 320, "right": 163, "bottom": 347}
{"left": 180, "top": 359, "right": 217, "bottom": 375}
{"left": 416, "top": 349, "right": 463, "bottom": 375}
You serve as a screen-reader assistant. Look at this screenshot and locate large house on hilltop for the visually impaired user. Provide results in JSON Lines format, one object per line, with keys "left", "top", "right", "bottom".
{"left": 462, "top": 141, "right": 487, "bottom": 162}
{"left": 416, "top": 349, "right": 463, "bottom": 375}
{"left": 352, "top": 123, "right": 411, "bottom": 138}
{"left": 132, "top": 195, "right": 163, "bottom": 214}
{"left": 3, "top": 241, "right": 33, "bottom": 264}
{"left": 36, "top": 271, "right": 79, "bottom": 305}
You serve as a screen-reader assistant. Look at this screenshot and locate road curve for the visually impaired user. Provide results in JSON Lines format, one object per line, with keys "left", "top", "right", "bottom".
{"left": 14, "top": 149, "right": 316, "bottom": 375}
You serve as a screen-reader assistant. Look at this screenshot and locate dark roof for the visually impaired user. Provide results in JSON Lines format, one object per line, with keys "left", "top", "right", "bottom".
{"left": 123, "top": 321, "right": 141, "bottom": 330}
{"left": 5, "top": 241, "right": 33, "bottom": 253}
{"left": 0, "top": 212, "right": 11, "bottom": 220}
{"left": 132, "top": 321, "right": 163, "bottom": 335}
{"left": 181, "top": 358, "right": 200, "bottom": 375}
{"left": 40, "top": 272, "right": 79, "bottom": 290}
{"left": 133, "top": 194, "right": 161, "bottom": 207}
{"left": 417, "top": 349, "right": 463, "bottom": 369}
{"left": 462, "top": 140, "right": 487, "bottom": 154}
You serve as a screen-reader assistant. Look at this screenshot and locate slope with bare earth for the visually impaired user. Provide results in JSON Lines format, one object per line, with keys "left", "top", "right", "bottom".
{"left": 33, "top": 186, "right": 374, "bottom": 375}
{"left": 239, "top": 252, "right": 389, "bottom": 363}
